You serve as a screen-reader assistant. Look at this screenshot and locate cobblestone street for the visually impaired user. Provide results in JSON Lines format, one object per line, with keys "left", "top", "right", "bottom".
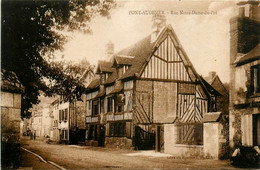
{"left": 20, "top": 136, "right": 237, "bottom": 169}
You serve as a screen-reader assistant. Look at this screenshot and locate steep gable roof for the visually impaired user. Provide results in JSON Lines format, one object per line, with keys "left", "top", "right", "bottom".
{"left": 99, "top": 24, "right": 219, "bottom": 101}
{"left": 204, "top": 73, "right": 228, "bottom": 96}
{"left": 210, "top": 75, "right": 229, "bottom": 96}
{"left": 200, "top": 76, "right": 222, "bottom": 96}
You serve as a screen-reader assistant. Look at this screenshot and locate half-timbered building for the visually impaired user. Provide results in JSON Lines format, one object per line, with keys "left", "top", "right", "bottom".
{"left": 85, "top": 15, "right": 221, "bottom": 154}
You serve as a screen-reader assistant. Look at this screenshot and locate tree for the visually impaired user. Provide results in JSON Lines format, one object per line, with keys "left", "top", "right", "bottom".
{"left": 1, "top": 0, "right": 115, "bottom": 118}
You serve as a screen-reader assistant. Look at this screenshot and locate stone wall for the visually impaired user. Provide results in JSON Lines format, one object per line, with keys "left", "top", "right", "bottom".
{"left": 105, "top": 137, "right": 133, "bottom": 149}
{"left": 1, "top": 92, "right": 21, "bottom": 143}
{"left": 1, "top": 91, "right": 22, "bottom": 168}
{"left": 203, "top": 119, "right": 229, "bottom": 159}
{"left": 164, "top": 124, "right": 204, "bottom": 157}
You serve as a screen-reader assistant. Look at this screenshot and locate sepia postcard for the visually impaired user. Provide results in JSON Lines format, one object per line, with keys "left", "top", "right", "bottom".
{"left": 1, "top": 0, "right": 260, "bottom": 169}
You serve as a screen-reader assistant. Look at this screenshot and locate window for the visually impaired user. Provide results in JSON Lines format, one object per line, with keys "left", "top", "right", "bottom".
{"left": 117, "top": 94, "right": 125, "bottom": 113}
{"left": 92, "top": 100, "right": 99, "bottom": 115}
{"left": 107, "top": 97, "right": 113, "bottom": 112}
{"left": 61, "top": 130, "right": 68, "bottom": 140}
{"left": 59, "top": 109, "right": 69, "bottom": 122}
{"left": 118, "top": 105, "right": 123, "bottom": 112}
{"left": 100, "top": 74, "right": 106, "bottom": 84}
{"left": 87, "top": 125, "right": 98, "bottom": 140}
{"left": 251, "top": 65, "right": 260, "bottom": 95}
{"left": 64, "top": 109, "right": 68, "bottom": 121}
{"left": 109, "top": 122, "right": 126, "bottom": 137}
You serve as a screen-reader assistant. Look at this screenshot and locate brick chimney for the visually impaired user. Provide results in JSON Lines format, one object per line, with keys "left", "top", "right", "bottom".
{"left": 230, "top": 2, "right": 260, "bottom": 64}
{"left": 105, "top": 41, "right": 114, "bottom": 61}
{"left": 209, "top": 71, "right": 216, "bottom": 81}
{"left": 151, "top": 14, "right": 166, "bottom": 43}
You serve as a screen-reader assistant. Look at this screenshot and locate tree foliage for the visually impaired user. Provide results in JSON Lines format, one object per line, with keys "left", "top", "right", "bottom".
{"left": 1, "top": 0, "right": 114, "bottom": 118}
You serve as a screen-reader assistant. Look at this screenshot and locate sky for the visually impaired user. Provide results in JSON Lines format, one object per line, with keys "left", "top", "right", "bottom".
{"left": 54, "top": 0, "right": 241, "bottom": 83}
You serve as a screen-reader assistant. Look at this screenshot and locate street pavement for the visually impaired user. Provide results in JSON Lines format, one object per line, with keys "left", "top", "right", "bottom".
{"left": 20, "top": 136, "right": 237, "bottom": 169}
{"left": 19, "top": 147, "right": 58, "bottom": 169}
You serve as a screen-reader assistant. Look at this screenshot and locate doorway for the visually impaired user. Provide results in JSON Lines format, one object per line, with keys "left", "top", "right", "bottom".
{"left": 253, "top": 114, "right": 260, "bottom": 146}
{"left": 155, "top": 125, "right": 164, "bottom": 152}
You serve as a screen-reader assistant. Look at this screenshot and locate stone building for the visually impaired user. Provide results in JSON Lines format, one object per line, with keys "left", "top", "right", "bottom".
{"left": 53, "top": 65, "right": 95, "bottom": 144}
{"left": 50, "top": 99, "right": 60, "bottom": 142}
{"left": 229, "top": 2, "right": 260, "bottom": 151}
{"left": 85, "top": 15, "right": 226, "bottom": 158}
{"left": 31, "top": 105, "right": 43, "bottom": 137}
{"left": 1, "top": 70, "right": 24, "bottom": 168}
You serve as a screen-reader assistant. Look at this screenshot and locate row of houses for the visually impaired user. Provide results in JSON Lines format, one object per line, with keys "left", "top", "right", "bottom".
{"left": 24, "top": 66, "right": 95, "bottom": 144}
{"left": 24, "top": 1, "right": 259, "bottom": 159}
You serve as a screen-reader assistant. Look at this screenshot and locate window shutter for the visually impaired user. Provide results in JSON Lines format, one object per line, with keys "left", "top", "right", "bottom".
{"left": 59, "top": 110, "right": 61, "bottom": 121}
{"left": 112, "top": 98, "right": 115, "bottom": 113}
{"left": 62, "top": 110, "right": 64, "bottom": 121}
{"left": 104, "top": 97, "right": 107, "bottom": 113}
{"left": 250, "top": 67, "right": 254, "bottom": 95}
{"left": 65, "top": 109, "right": 68, "bottom": 121}
{"left": 106, "top": 123, "right": 110, "bottom": 136}
{"left": 126, "top": 122, "right": 131, "bottom": 138}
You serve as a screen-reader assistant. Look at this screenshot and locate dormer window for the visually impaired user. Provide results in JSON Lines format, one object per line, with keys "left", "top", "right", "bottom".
{"left": 123, "top": 65, "right": 129, "bottom": 74}
{"left": 100, "top": 73, "right": 106, "bottom": 84}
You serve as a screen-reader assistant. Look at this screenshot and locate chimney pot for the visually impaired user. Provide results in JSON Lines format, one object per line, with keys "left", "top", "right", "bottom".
{"left": 151, "top": 14, "right": 166, "bottom": 43}
{"left": 209, "top": 71, "right": 216, "bottom": 80}
{"left": 249, "top": 4, "right": 260, "bottom": 20}
{"left": 239, "top": 7, "right": 245, "bottom": 17}
{"left": 105, "top": 41, "right": 114, "bottom": 61}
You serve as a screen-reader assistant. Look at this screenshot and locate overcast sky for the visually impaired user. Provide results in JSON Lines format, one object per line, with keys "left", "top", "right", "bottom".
{"left": 54, "top": 0, "right": 240, "bottom": 83}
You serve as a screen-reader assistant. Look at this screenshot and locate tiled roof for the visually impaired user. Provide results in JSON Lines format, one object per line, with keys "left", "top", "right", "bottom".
{"left": 204, "top": 74, "right": 228, "bottom": 96}
{"left": 210, "top": 75, "right": 229, "bottom": 96}
{"left": 102, "top": 34, "right": 153, "bottom": 85}
{"left": 93, "top": 85, "right": 105, "bottom": 99}
{"left": 86, "top": 78, "right": 100, "bottom": 91}
{"left": 103, "top": 69, "right": 118, "bottom": 85}
{"left": 88, "top": 24, "right": 220, "bottom": 102}
{"left": 1, "top": 69, "right": 24, "bottom": 93}
{"left": 118, "top": 35, "right": 154, "bottom": 80}
{"left": 96, "top": 60, "right": 114, "bottom": 73}
{"left": 107, "top": 80, "right": 123, "bottom": 95}
{"left": 200, "top": 76, "right": 221, "bottom": 96}
{"left": 114, "top": 55, "right": 134, "bottom": 66}
{"left": 237, "top": 43, "right": 260, "bottom": 66}
{"left": 202, "top": 112, "right": 222, "bottom": 123}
